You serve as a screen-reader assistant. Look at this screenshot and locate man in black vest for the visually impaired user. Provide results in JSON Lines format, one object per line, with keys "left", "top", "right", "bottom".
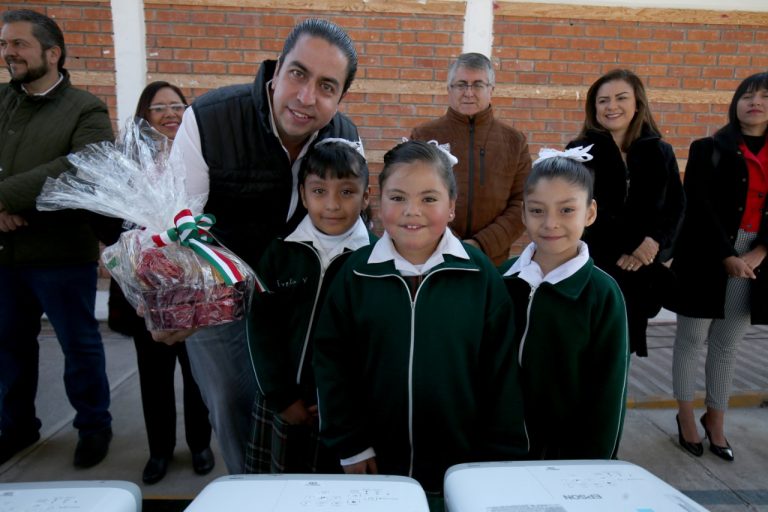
{"left": 162, "top": 18, "right": 359, "bottom": 473}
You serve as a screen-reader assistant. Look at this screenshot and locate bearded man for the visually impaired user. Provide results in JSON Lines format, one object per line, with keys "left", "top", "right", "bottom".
{"left": 0, "top": 9, "right": 114, "bottom": 468}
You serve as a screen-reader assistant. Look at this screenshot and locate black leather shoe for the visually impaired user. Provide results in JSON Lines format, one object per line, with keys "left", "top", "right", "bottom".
{"left": 676, "top": 414, "right": 703, "bottom": 457}
{"left": 74, "top": 427, "right": 112, "bottom": 468}
{"left": 0, "top": 431, "right": 41, "bottom": 465}
{"left": 700, "top": 414, "right": 734, "bottom": 462}
{"left": 192, "top": 447, "right": 215, "bottom": 475}
{"left": 142, "top": 456, "right": 171, "bottom": 484}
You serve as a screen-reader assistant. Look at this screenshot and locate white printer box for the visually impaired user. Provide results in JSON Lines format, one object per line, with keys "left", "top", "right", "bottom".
{"left": 184, "top": 474, "right": 429, "bottom": 512}
{"left": 0, "top": 480, "right": 141, "bottom": 512}
{"left": 444, "top": 460, "right": 709, "bottom": 512}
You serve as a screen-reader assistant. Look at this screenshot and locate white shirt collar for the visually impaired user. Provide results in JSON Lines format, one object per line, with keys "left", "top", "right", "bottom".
{"left": 368, "top": 228, "right": 469, "bottom": 276}
{"left": 265, "top": 79, "right": 318, "bottom": 221}
{"left": 503, "top": 241, "right": 590, "bottom": 287}
{"left": 286, "top": 215, "right": 370, "bottom": 270}
{"left": 22, "top": 72, "right": 64, "bottom": 96}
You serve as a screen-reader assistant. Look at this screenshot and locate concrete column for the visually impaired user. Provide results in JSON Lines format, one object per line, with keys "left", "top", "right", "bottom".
{"left": 110, "top": 0, "right": 146, "bottom": 128}
{"left": 463, "top": 0, "right": 495, "bottom": 58}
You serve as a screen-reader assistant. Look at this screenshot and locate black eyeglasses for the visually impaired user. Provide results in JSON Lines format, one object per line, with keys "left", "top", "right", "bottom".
{"left": 449, "top": 82, "right": 492, "bottom": 93}
{"left": 148, "top": 103, "right": 188, "bottom": 114}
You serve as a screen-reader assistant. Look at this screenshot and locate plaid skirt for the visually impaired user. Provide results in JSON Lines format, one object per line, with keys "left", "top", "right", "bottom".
{"left": 244, "top": 390, "right": 340, "bottom": 474}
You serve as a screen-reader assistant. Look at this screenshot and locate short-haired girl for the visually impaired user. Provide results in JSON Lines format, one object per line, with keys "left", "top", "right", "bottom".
{"left": 245, "top": 138, "right": 375, "bottom": 473}
{"left": 313, "top": 140, "right": 528, "bottom": 500}
{"left": 499, "top": 147, "right": 629, "bottom": 459}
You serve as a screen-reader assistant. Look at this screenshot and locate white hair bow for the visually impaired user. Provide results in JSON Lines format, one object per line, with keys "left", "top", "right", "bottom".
{"left": 315, "top": 137, "right": 366, "bottom": 159}
{"left": 534, "top": 144, "right": 594, "bottom": 165}
{"left": 400, "top": 137, "right": 459, "bottom": 166}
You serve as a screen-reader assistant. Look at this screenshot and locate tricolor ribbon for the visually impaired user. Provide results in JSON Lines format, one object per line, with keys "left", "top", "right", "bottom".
{"left": 151, "top": 209, "right": 246, "bottom": 287}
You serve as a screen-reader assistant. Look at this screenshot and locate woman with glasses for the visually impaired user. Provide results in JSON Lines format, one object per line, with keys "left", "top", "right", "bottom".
{"left": 136, "top": 81, "right": 188, "bottom": 141}
{"left": 567, "top": 69, "right": 685, "bottom": 358}
{"left": 107, "top": 81, "right": 215, "bottom": 484}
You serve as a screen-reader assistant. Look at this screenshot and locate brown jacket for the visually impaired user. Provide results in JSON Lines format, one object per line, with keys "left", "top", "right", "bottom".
{"left": 411, "top": 106, "right": 531, "bottom": 264}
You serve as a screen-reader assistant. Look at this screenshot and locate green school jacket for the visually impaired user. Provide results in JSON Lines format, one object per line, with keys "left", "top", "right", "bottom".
{"left": 313, "top": 243, "right": 529, "bottom": 493}
{"left": 247, "top": 231, "right": 377, "bottom": 413}
{"left": 500, "top": 256, "right": 629, "bottom": 460}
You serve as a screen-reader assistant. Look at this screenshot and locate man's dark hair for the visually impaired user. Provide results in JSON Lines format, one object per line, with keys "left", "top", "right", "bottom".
{"left": 279, "top": 18, "right": 357, "bottom": 96}
{"left": 1, "top": 9, "right": 67, "bottom": 71}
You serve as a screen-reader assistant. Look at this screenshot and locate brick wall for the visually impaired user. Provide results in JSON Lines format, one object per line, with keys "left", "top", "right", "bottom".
{"left": 138, "top": 1, "right": 768, "bottom": 248}
{"left": 136, "top": 3, "right": 768, "bottom": 159}
{"left": 3, "top": 1, "right": 768, "bottom": 249}
{"left": 491, "top": 13, "right": 768, "bottom": 160}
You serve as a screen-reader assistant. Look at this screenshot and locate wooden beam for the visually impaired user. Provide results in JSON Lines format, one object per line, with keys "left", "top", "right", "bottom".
{"left": 0, "top": 68, "right": 728, "bottom": 105}
{"left": 145, "top": 0, "right": 465, "bottom": 15}
{"left": 0, "top": 69, "right": 115, "bottom": 86}
{"left": 24, "top": 0, "right": 110, "bottom": 2}
{"left": 148, "top": 73, "right": 732, "bottom": 104}
{"left": 140, "top": 0, "right": 768, "bottom": 26}
{"left": 10, "top": 0, "right": 765, "bottom": 26}
{"left": 494, "top": 1, "right": 768, "bottom": 26}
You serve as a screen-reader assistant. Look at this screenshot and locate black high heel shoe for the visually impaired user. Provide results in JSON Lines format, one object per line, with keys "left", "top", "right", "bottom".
{"left": 700, "top": 413, "right": 734, "bottom": 462}
{"left": 676, "top": 414, "right": 703, "bottom": 457}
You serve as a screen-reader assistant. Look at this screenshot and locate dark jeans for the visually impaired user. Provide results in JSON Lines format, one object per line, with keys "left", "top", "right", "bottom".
{"left": 133, "top": 328, "right": 212, "bottom": 457}
{"left": 0, "top": 263, "right": 111, "bottom": 438}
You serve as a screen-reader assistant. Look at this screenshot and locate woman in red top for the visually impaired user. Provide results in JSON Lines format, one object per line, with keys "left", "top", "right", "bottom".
{"left": 669, "top": 72, "right": 768, "bottom": 462}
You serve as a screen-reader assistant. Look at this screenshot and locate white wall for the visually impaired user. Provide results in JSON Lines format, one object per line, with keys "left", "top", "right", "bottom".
{"left": 463, "top": 0, "right": 494, "bottom": 57}
{"left": 111, "top": 0, "right": 146, "bottom": 128}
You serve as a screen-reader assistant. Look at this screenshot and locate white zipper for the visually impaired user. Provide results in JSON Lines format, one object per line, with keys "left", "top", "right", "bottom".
{"left": 295, "top": 242, "right": 346, "bottom": 386}
{"left": 518, "top": 284, "right": 538, "bottom": 367}
{"left": 355, "top": 266, "right": 478, "bottom": 478}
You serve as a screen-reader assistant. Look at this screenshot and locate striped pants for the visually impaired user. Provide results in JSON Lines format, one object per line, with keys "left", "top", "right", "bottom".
{"left": 672, "top": 230, "right": 755, "bottom": 411}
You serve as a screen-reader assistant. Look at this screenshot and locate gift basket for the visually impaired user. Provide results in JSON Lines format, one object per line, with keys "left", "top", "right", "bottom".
{"left": 37, "top": 120, "right": 260, "bottom": 331}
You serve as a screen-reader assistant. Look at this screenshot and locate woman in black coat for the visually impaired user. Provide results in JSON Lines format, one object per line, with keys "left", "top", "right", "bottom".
{"left": 108, "top": 82, "right": 214, "bottom": 483}
{"left": 668, "top": 72, "right": 768, "bottom": 462}
{"left": 568, "top": 69, "right": 685, "bottom": 357}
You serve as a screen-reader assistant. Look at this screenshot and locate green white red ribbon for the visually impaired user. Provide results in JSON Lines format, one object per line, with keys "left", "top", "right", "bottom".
{"left": 151, "top": 209, "right": 245, "bottom": 286}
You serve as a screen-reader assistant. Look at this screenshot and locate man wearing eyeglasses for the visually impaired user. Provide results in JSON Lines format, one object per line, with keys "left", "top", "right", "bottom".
{"left": 0, "top": 9, "right": 114, "bottom": 467}
{"left": 411, "top": 53, "right": 531, "bottom": 264}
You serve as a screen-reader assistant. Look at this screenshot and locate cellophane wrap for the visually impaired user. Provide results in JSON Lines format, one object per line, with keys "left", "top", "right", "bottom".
{"left": 36, "top": 120, "right": 257, "bottom": 331}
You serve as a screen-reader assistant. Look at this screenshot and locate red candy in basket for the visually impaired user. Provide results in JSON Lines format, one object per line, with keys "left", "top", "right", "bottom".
{"left": 104, "top": 210, "right": 261, "bottom": 331}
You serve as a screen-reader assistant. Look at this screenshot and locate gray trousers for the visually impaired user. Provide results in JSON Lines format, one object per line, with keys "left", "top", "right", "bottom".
{"left": 185, "top": 318, "right": 256, "bottom": 473}
{"left": 672, "top": 230, "right": 755, "bottom": 410}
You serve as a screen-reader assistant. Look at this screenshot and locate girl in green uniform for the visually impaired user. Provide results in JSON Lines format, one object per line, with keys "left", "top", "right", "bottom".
{"left": 499, "top": 147, "right": 630, "bottom": 459}
{"left": 313, "top": 140, "right": 528, "bottom": 503}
